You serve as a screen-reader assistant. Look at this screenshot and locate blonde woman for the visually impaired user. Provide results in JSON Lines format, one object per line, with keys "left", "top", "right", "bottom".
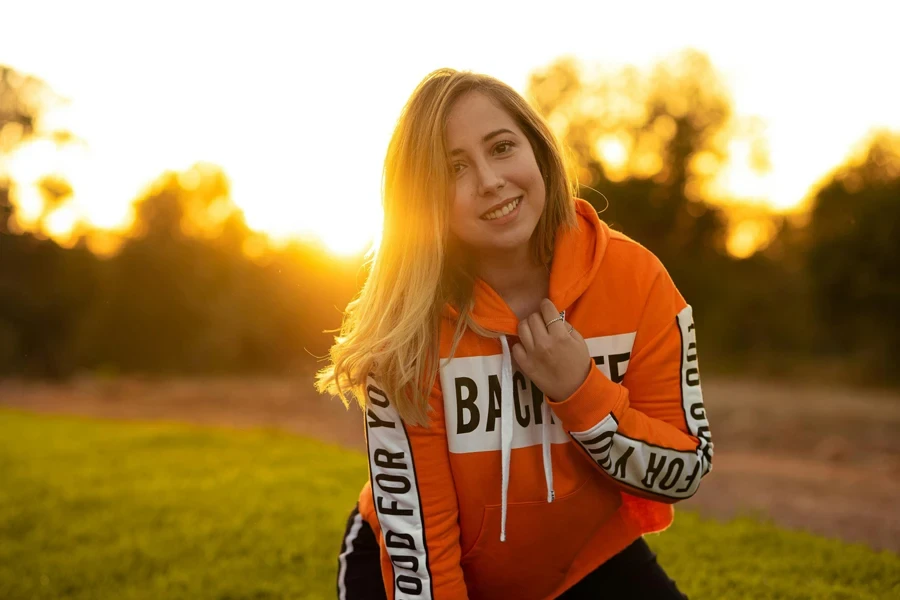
{"left": 316, "top": 68, "right": 712, "bottom": 600}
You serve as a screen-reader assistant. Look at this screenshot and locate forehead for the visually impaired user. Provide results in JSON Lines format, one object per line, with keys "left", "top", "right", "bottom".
{"left": 445, "top": 92, "right": 520, "bottom": 142}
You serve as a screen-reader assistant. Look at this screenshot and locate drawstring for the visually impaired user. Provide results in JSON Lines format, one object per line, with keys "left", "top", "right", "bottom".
{"left": 498, "top": 336, "right": 514, "bottom": 543}
{"left": 542, "top": 402, "right": 555, "bottom": 503}
{"left": 499, "top": 331, "right": 556, "bottom": 543}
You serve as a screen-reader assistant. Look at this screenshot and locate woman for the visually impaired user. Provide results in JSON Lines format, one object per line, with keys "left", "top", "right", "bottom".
{"left": 316, "top": 68, "right": 713, "bottom": 599}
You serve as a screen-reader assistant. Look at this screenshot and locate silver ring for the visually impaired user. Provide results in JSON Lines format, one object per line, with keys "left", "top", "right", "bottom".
{"left": 567, "top": 324, "right": 574, "bottom": 334}
{"left": 544, "top": 316, "right": 564, "bottom": 327}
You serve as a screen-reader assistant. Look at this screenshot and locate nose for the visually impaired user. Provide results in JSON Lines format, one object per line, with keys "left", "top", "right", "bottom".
{"left": 474, "top": 159, "right": 505, "bottom": 196}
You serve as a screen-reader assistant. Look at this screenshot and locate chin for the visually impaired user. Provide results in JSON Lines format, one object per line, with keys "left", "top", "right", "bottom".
{"left": 476, "top": 231, "right": 534, "bottom": 254}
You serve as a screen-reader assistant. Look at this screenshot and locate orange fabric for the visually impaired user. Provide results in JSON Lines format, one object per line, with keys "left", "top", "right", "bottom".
{"left": 358, "top": 198, "right": 713, "bottom": 599}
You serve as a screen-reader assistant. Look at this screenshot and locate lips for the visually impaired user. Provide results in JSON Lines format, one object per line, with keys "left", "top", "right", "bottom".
{"left": 480, "top": 196, "right": 523, "bottom": 221}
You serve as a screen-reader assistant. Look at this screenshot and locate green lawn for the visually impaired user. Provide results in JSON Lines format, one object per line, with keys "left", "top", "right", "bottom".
{"left": 1, "top": 409, "right": 897, "bottom": 600}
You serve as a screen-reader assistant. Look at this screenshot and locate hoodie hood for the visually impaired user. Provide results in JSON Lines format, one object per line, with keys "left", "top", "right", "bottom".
{"left": 444, "top": 198, "right": 609, "bottom": 333}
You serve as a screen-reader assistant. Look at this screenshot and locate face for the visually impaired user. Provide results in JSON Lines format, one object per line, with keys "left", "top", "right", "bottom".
{"left": 444, "top": 91, "right": 546, "bottom": 257}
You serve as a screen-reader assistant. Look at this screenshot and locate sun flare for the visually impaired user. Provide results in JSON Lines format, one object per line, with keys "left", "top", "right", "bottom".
{"left": 2, "top": 2, "right": 898, "bottom": 258}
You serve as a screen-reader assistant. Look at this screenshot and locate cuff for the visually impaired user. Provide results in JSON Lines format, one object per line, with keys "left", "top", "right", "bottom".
{"left": 547, "top": 365, "right": 623, "bottom": 432}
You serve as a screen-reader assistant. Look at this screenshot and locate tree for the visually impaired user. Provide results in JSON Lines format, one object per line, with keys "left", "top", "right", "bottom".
{"left": 0, "top": 65, "right": 86, "bottom": 377}
{"left": 526, "top": 51, "right": 778, "bottom": 362}
{"left": 806, "top": 130, "right": 900, "bottom": 377}
{"left": 526, "top": 50, "right": 763, "bottom": 261}
{"left": 0, "top": 64, "right": 75, "bottom": 233}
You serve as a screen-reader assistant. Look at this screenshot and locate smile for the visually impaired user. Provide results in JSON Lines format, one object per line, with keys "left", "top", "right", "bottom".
{"left": 481, "top": 196, "right": 522, "bottom": 222}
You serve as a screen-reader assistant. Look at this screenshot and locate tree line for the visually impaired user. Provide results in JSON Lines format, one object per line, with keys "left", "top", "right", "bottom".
{"left": 1, "top": 54, "right": 898, "bottom": 385}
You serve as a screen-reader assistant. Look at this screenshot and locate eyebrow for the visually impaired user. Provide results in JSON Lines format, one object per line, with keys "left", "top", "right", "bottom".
{"left": 449, "top": 128, "right": 515, "bottom": 156}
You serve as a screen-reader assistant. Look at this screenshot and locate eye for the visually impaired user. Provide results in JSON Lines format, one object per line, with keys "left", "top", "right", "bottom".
{"left": 494, "top": 141, "right": 515, "bottom": 154}
{"left": 451, "top": 162, "right": 465, "bottom": 174}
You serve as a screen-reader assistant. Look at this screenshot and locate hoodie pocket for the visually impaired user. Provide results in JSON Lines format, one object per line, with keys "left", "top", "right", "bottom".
{"left": 459, "top": 476, "right": 621, "bottom": 600}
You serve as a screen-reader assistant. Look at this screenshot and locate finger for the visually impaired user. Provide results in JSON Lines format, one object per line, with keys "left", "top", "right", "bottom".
{"left": 540, "top": 298, "right": 562, "bottom": 327}
{"left": 528, "top": 311, "right": 550, "bottom": 349}
{"left": 517, "top": 319, "right": 534, "bottom": 353}
{"left": 569, "top": 327, "right": 591, "bottom": 363}
{"left": 540, "top": 298, "right": 569, "bottom": 337}
{"left": 569, "top": 325, "right": 585, "bottom": 344}
{"left": 511, "top": 342, "right": 530, "bottom": 369}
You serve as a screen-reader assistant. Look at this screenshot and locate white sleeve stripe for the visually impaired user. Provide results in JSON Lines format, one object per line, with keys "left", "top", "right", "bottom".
{"left": 572, "top": 436, "right": 704, "bottom": 500}
{"left": 571, "top": 428, "right": 707, "bottom": 499}
{"left": 364, "top": 427, "right": 396, "bottom": 591}
{"left": 568, "top": 319, "right": 715, "bottom": 500}
{"left": 614, "top": 431, "right": 704, "bottom": 457}
{"left": 570, "top": 412, "right": 618, "bottom": 441}
{"left": 676, "top": 306, "right": 713, "bottom": 461}
{"left": 364, "top": 376, "right": 434, "bottom": 600}
{"left": 400, "top": 424, "right": 436, "bottom": 599}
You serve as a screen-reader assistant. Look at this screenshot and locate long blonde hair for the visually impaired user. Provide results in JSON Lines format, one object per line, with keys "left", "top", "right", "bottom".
{"left": 315, "top": 68, "right": 578, "bottom": 426}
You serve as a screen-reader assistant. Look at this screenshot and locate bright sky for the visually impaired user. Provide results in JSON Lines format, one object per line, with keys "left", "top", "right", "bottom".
{"left": 2, "top": 0, "right": 898, "bottom": 255}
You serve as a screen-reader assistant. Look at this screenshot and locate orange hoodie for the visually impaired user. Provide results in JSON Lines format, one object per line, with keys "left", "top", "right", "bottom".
{"left": 357, "top": 198, "right": 713, "bottom": 599}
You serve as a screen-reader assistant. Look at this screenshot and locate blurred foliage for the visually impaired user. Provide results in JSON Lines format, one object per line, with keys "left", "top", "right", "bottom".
{"left": 0, "top": 64, "right": 361, "bottom": 377}
{"left": 805, "top": 131, "right": 900, "bottom": 377}
{"left": 1, "top": 56, "right": 899, "bottom": 384}
{"left": 527, "top": 51, "right": 749, "bottom": 258}
{"left": 0, "top": 65, "right": 75, "bottom": 235}
{"left": 0, "top": 158, "right": 363, "bottom": 376}
{"left": 528, "top": 54, "right": 793, "bottom": 367}
{"left": 77, "top": 166, "right": 362, "bottom": 374}
{"left": 527, "top": 51, "right": 900, "bottom": 382}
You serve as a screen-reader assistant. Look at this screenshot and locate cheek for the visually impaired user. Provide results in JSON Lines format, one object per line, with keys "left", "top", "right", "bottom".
{"left": 452, "top": 179, "right": 476, "bottom": 212}
{"left": 525, "top": 161, "right": 546, "bottom": 203}
{"left": 517, "top": 152, "right": 544, "bottom": 190}
{"left": 449, "top": 193, "right": 471, "bottom": 235}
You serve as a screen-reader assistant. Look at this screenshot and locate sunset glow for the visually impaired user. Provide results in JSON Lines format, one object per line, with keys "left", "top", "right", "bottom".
{"left": 2, "top": 1, "right": 897, "bottom": 257}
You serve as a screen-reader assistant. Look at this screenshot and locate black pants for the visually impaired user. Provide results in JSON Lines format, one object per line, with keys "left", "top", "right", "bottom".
{"left": 337, "top": 505, "right": 688, "bottom": 599}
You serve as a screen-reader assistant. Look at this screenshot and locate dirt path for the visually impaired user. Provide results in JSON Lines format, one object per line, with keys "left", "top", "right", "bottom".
{"left": 2, "top": 373, "right": 898, "bottom": 553}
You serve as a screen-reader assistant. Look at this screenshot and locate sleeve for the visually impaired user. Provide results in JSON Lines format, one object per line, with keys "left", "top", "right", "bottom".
{"left": 546, "top": 265, "right": 714, "bottom": 503}
{"left": 363, "top": 373, "right": 470, "bottom": 599}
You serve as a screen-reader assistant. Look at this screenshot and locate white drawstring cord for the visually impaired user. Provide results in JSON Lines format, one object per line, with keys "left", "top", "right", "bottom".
{"left": 498, "top": 333, "right": 556, "bottom": 542}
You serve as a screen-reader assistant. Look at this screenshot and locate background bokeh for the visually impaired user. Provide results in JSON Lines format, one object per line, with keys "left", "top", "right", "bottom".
{"left": 2, "top": 48, "right": 899, "bottom": 383}
{"left": 1, "top": 3, "right": 899, "bottom": 598}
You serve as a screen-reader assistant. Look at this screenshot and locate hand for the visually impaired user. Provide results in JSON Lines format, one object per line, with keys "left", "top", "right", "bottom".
{"left": 511, "top": 298, "right": 592, "bottom": 402}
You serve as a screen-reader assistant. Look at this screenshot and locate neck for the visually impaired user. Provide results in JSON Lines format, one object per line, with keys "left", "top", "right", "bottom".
{"left": 472, "top": 242, "right": 549, "bottom": 313}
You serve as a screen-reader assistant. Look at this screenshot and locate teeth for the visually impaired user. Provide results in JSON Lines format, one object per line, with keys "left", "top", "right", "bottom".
{"left": 482, "top": 197, "right": 521, "bottom": 221}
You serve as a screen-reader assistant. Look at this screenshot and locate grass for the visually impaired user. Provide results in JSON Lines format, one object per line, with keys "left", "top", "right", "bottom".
{"left": 1, "top": 409, "right": 898, "bottom": 600}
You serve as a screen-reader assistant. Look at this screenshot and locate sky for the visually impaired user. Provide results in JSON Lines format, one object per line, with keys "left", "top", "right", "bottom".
{"left": 2, "top": 0, "right": 898, "bottom": 254}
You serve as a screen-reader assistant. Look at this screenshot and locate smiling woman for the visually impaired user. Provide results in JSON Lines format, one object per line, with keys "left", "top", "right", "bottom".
{"left": 445, "top": 94, "right": 547, "bottom": 258}
{"left": 316, "top": 67, "right": 711, "bottom": 600}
